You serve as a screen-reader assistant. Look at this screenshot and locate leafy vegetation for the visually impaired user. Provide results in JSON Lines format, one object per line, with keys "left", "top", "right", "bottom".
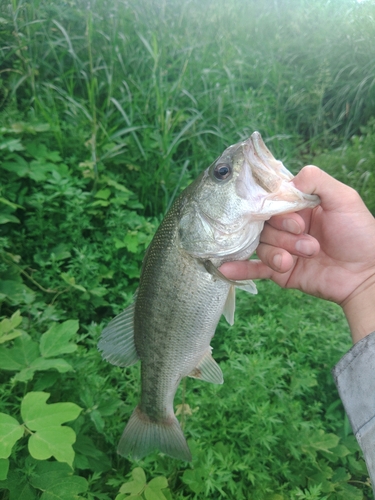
{"left": 1, "top": 0, "right": 375, "bottom": 498}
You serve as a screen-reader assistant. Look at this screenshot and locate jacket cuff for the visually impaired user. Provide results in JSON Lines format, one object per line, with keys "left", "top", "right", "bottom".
{"left": 332, "top": 331, "right": 375, "bottom": 495}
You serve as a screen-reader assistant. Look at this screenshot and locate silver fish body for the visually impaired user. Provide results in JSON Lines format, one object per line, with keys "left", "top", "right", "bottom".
{"left": 98, "top": 132, "right": 320, "bottom": 461}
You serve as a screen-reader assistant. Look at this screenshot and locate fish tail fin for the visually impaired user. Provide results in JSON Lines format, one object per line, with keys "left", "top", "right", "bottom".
{"left": 117, "top": 406, "right": 192, "bottom": 462}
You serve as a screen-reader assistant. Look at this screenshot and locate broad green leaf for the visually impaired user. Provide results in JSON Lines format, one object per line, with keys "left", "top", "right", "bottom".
{"left": 13, "top": 367, "right": 36, "bottom": 382}
{"left": 95, "top": 188, "right": 111, "bottom": 199}
{"left": 144, "top": 487, "right": 167, "bottom": 500}
{"left": 0, "top": 458, "right": 9, "bottom": 480}
{"left": 0, "top": 280, "right": 35, "bottom": 305}
{"left": 148, "top": 477, "right": 168, "bottom": 490}
{"left": 181, "top": 468, "right": 205, "bottom": 494}
{"left": 60, "top": 273, "right": 86, "bottom": 292}
{"left": 0, "top": 413, "right": 24, "bottom": 458}
{"left": 30, "top": 469, "right": 71, "bottom": 490}
{"left": 89, "top": 408, "right": 105, "bottom": 433}
{"left": 337, "top": 482, "right": 364, "bottom": 500}
{"left": 21, "top": 392, "right": 81, "bottom": 466}
{"left": 116, "top": 496, "right": 142, "bottom": 500}
{"left": 0, "top": 214, "right": 20, "bottom": 224}
{"left": 39, "top": 478, "right": 88, "bottom": 500}
{"left": 28, "top": 160, "right": 54, "bottom": 181}
{"left": 0, "top": 470, "right": 36, "bottom": 500}
{"left": 132, "top": 467, "right": 147, "bottom": 484}
{"left": 28, "top": 425, "right": 76, "bottom": 466}
{"left": 73, "top": 434, "right": 112, "bottom": 472}
{"left": 39, "top": 320, "right": 79, "bottom": 358}
{"left": 21, "top": 392, "right": 82, "bottom": 429}
{"left": 119, "top": 481, "right": 144, "bottom": 495}
{"left": 0, "top": 335, "right": 39, "bottom": 371}
{"left": 73, "top": 453, "right": 90, "bottom": 470}
{"left": 330, "top": 444, "right": 350, "bottom": 458}
{"left": 50, "top": 244, "right": 71, "bottom": 262}
{"left": 332, "top": 466, "right": 350, "bottom": 483}
{"left": 0, "top": 311, "right": 23, "bottom": 332}
{"left": 1, "top": 156, "right": 29, "bottom": 176}
{"left": 119, "top": 468, "right": 146, "bottom": 495}
{"left": 303, "top": 430, "right": 340, "bottom": 455}
{"left": 30, "top": 357, "right": 74, "bottom": 373}
{"left": 0, "top": 198, "right": 21, "bottom": 210}
{"left": 31, "top": 459, "right": 72, "bottom": 478}
{"left": 13, "top": 357, "right": 73, "bottom": 382}
{"left": 28, "top": 461, "right": 88, "bottom": 500}
{"left": 347, "top": 455, "right": 368, "bottom": 475}
{"left": 0, "top": 138, "right": 23, "bottom": 152}
{"left": 0, "top": 329, "right": 22, "bottom": 344}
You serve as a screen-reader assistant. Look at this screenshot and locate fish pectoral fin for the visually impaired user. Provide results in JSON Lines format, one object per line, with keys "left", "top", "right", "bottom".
{"left": 204, "top": 260, "right": 258, "bottom": 294}
{"left": 223, "top": 285, "right": 235, "bottom": 325}
{"left": 98, "top": 293, "right": 139, "bottom": 367}
{"left": 188, "top": 348, "right": 224, "bottom": 384}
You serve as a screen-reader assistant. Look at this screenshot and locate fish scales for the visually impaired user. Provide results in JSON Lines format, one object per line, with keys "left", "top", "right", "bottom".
{"left": 135, "top": 182, "right": 230, "bottom": 424}
{"left": 98, "top": 131, "right": 320, "bottom": 461}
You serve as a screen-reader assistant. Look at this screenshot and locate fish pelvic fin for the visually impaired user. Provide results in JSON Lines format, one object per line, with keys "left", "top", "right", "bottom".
{"left": 204, "top": 260, "right": 257, "bottom": 294}
{"left": 98, "top": 294, "right": 139, "bottom": 367}
{"left": 223, "top": 285, "right": 235, "bottom": 325}
{"left": 188, "top": 347, "right": 224, "bottom": 384}
{"left": 118, "top": 406, "right": 192, "bottom": 462}
{"left": 204, "top": 260, "right": 257, "bottom": 324}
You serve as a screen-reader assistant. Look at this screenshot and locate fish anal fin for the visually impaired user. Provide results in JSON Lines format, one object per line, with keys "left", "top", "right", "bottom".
{"left": 117, "top": 406, "right": 192, "bottom": 462}
{"left": 98, "top": 294, "right": 139, "bottom": 367}
{"left": 188, "top": 348, "right": 224, "bottom": 384}
{"left": 204, "top": 260, "right": 258, "bottom": 294}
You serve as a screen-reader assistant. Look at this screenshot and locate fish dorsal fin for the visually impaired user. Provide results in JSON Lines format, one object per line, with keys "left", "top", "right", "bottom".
{"left": 204, "top": 260, "right": 258, "bottom": 294}
{"left": 188, "top": 347, "right": 223, "bottom": 384}
{"left": 98, "top": 295, "right": 139, "bottom": 367}
{"left": 223, "top": 285, "right": 235, "bottom": 326}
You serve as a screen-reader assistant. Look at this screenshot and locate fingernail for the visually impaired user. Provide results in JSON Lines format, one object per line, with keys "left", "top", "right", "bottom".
{"left": 295, "top": 239, "right": 315, "bottom": 256}
{"left": 273, "top": 254, "right": 282, "bottom": 269}
{"left": 283, "top": 219, "right": 301, "bottom": 234}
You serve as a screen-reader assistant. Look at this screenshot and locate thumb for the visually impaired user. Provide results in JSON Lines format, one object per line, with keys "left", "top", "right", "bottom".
{"left": 292, "top": 165, "right": 359, "bottom": 212}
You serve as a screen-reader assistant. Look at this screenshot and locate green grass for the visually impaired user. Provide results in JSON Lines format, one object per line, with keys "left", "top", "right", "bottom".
{"left": 1, "top": 0, "right": 375, "bottom": 498}
{"left": 2, "top": 0, "right": 375, "bottom": 213}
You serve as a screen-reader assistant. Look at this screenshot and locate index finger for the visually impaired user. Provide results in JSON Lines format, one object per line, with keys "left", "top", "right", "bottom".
{"left": 265, "top": 212, "right": 306, "bottom": 235}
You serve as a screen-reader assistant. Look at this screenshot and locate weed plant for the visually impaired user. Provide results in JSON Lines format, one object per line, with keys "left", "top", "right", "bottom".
{"left": 1, "top": 0, "right": 375, "bottom": 498}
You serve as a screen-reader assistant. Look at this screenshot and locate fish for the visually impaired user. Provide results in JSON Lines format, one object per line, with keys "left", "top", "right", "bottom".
{"left": 98, "top": 131, "right": 320, "bottom": 462}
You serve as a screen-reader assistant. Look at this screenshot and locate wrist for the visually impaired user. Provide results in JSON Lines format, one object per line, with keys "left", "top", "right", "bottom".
{"left": 341, "top": 274, "right": 375, "bottom": 344}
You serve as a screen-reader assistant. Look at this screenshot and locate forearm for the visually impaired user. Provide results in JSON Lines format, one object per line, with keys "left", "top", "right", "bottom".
{"left": 341, "top": 277, "right": 375, "bottom": 344}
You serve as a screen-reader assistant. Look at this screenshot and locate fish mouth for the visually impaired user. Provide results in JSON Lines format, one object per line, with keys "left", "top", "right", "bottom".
{"left": 237, "top": 131, "right": 320, "bottom": 216}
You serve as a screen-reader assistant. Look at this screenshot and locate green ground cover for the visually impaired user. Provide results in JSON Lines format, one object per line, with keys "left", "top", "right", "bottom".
{"left": 1, "top": 0, "right": 375, "bottom": 498}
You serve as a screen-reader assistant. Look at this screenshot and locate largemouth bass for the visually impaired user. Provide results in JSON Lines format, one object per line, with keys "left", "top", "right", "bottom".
{"left": 98, "top": 131, "right": 320, "bottom": 461}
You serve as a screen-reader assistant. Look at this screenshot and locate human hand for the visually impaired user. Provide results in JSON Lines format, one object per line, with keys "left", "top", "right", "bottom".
{"left": 220, "top": 166, "right": 375, "bottom": 342}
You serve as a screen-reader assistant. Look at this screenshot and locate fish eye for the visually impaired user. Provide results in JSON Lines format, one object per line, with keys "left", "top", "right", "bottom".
{"left": 213, "top": 163, "right": 232, "bottom": 181}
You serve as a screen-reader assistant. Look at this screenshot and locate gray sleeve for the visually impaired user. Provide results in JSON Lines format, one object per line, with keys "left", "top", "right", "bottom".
{"left": 332, "top": 331, "right": 375, "bottom": 496}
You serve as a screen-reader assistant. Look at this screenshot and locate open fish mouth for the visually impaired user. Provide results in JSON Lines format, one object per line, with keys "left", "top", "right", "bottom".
{"left": 237, "top": 131, "right": 320, "bottom": 215}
